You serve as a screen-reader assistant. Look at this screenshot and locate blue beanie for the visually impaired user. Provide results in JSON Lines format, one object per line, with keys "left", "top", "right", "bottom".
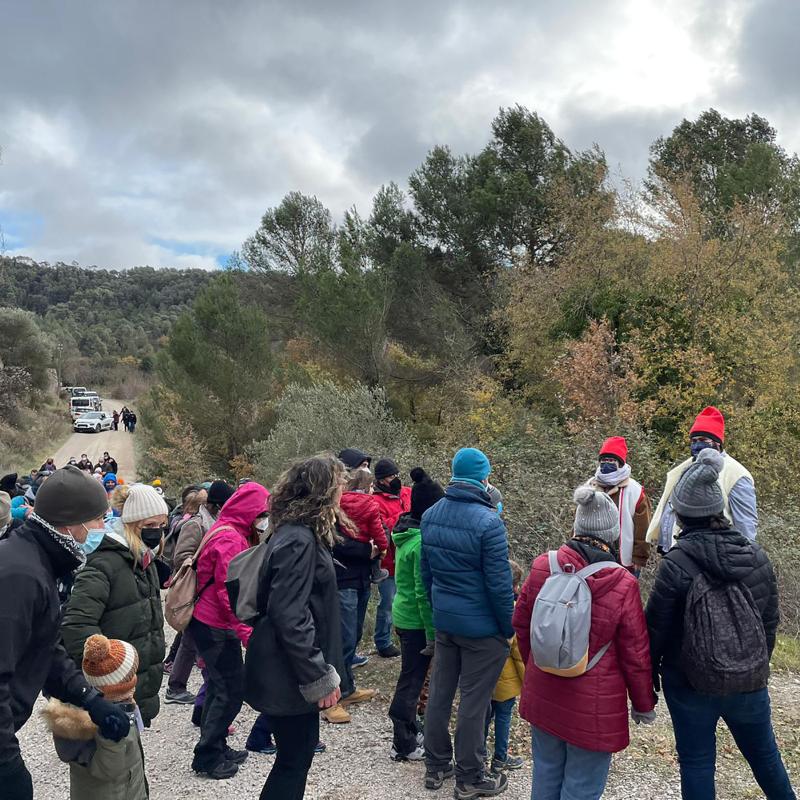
{"left": 451, "top": 448, "right": 491, "bottom": 487}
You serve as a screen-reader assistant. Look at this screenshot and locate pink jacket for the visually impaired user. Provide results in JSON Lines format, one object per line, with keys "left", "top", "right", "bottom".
{"left": 193, "top": 482, "right": 270, "bottom": 646}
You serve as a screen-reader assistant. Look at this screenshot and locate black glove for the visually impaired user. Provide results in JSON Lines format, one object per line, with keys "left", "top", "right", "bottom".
{"left": 85, "top": 694, "right": 131, "bottom": 742}
{"left": 0, "top": 755, "right": 33, "bottom": 800}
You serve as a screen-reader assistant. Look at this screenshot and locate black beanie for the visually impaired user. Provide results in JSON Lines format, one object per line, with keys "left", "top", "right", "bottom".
{"left": 33, "top": 466, "right": 109, "bottom": 527}
{"left": 207, "top": 480, "right": 235, "bottom": 507}
{"left": 338, "top": 448, "right": 371, "bottom": 470}
{"left": 0, "top": 473, "right": 18, "bottom": 494}
{"left": 410, "top": 467, "right": 445, "bottom": 520}
{"left": 374, "top": 458, "right": 400, "bottom": 480}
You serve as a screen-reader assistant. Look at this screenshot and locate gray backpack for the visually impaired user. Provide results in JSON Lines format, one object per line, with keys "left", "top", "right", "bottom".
{"left": 225, "top": 541, "right": 268, "bottom": 626}
{"left": 531, "top": 551, "right": 625, "bottom": 677}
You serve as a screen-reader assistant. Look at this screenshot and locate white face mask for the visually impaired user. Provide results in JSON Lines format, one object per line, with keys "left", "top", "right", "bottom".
{"left": 254, "top": 518, "right": 270, "bottom": 534}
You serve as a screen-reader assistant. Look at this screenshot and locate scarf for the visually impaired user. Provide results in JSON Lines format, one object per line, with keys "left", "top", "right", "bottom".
{"left": 29, "top": 512, "right": 86, "bottom": 570}
{"left": 593, "top": 463, "right": 631, "bottom": 488}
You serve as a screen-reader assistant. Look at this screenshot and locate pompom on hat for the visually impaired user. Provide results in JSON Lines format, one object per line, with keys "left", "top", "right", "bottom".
{"left": 409, "top": 467, "right": 445, "bottom": 519}
{"left": 573, "top": 485, "right": 620, "bottom": 543}
{"left": 82, "top": 634, "right": 139, "bottom": 703}
{"left": 671, "top": 447, "right": 725, "bottom": 519}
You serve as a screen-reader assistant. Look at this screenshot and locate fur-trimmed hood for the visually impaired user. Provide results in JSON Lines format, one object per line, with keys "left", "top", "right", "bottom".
{"left": 41, "top": 698, "right": 97, "bottom": 741}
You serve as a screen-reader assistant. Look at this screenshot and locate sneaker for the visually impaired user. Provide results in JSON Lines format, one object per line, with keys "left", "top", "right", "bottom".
{"left": 490, "top": 755, "right": 524, "bottom": 773}
{"left": 246, "top": 740, "right": 277, "bottom": 755}
{"left": 314, "top": 741, "right": 327, "bottom": 754}
{"left": 193, "top": 760, "right": 239, "bottom": 780}
{"left": 165, "top": 688, "right": 196, "bottom": 705}
{"left": 453, "top": 772, "right": 508, "bottom": 799}
{"left": 391, "top": 745, "right": 425, "bottom": 762}
{"left": 425, "top": 764, "right": 455, "bottom": 790}
{"left": 321, "top": 703, "right": 351, "bottom": 724}
{"left": 340, "top": 688, "right": 378, "bottom": 706}
{"left": 224, "top": 747, "right": 248, "bottom": 765}
{"left": 371, "top": 567, "right": 390, "bottom": 583}
{"left": 352, "top": 654, "right": 370, "bottom": 668}
{"left": 378, "top": 644, "right": 401, "bottom": 658}
{"left": 416, "top": 731, "right": 425, "bottom": 747}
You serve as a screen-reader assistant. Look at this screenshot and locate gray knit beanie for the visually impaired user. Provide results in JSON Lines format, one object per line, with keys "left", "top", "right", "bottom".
{"left": 671, "top": 448, "right": 724, "bottom": 518}
{"left": 34, "top": 465, "right": 110, "bottom": 527}
{"left": 573, "top": 485, "right": 620, "bottom": 543}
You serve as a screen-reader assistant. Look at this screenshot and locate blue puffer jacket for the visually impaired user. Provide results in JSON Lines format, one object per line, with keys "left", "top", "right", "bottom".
{"left": 420, "top": 483, "right": 514, "bottom": 639}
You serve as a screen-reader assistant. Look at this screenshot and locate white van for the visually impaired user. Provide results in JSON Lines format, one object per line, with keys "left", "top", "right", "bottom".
{"left": 70, "top": 396, "right": 95, "bottom": 420}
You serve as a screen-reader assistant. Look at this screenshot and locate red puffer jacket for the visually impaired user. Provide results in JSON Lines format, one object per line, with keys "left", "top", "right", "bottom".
{"left": 512, "top": 542, "right": 656, "bottom": 753}
{"left": 339, "top": 491, "right": 389, "bottom": 552}
{"left": 372, "top": 487, "right": 411, "bottom": 576}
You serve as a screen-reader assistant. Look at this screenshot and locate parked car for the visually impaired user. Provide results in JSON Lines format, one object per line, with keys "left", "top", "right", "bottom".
{"left": 84, "top": 391, "right": 102, "bottom": 410}
{"left": 70, "top": 386, "right": 88, "bottom": 397}
{"left": 74, "top": 411, "right": 113, "bottom": 433}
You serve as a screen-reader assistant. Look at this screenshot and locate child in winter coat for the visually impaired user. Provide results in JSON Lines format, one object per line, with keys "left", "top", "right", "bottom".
{"left": 42, "top": 634, "right": 146, "bottom": 800}
{"left": 339, "top": 467, "right": 390, "bottom": 583}
{"left": 485, "top": 559, "right": 526, "bottom": 774}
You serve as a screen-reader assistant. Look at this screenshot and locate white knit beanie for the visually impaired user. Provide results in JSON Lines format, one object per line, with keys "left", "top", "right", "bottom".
{"left": 121, "top": 484, "right": 169, "bottom": 523}
{"left": 573, "top": 485, "right": 620, "bottom": 543}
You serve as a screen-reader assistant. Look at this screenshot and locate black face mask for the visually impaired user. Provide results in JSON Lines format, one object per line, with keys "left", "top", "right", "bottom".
{"left": 141, "top": 526, "right": 165, "bottom": 549}
{"left": 384, "top": 477, "right": 402, "bottom": 495}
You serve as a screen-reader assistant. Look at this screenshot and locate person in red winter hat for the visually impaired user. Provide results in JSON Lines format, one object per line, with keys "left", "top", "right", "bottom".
{"left": 647, "top": 406, "right": 758, "bottom": 552}
{"left": 590, "top": 436, "right": 652, "bottom": 576}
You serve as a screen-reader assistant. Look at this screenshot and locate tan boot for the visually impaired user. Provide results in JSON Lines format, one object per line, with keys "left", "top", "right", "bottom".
{"left": 340, "top": 688, "right": 378, "bottom": 706}
{"left": 321, "top": 703, "right": 351, "bottom": 724}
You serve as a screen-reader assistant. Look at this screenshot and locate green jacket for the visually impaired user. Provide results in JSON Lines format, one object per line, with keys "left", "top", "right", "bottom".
{"left": 61, "top": 533, "right": 165, "bottom": 725}
{"left": 391, "top": 515, "right": 435, "bottom": 640}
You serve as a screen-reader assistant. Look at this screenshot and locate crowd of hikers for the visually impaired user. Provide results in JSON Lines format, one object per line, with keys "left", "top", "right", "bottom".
{"left": 0, "top": 405, "right": 795, "bottom": 800}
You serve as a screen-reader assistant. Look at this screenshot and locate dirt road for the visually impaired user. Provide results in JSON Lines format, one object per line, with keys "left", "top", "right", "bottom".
{"left": 50, "top": 398, "right": 138, "bottom": 481}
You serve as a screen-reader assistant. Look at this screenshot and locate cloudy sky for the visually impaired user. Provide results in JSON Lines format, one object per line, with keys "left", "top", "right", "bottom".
{"left": 1, "top": 0, "right": 797, "bottom": 270}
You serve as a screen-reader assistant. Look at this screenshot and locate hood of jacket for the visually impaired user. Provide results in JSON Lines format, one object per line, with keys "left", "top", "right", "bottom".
{"left": 675, "top": 527, "right": 757, "bottom": 582}
{"left": 41, "top": 698, "right": 97, "bottom": 741}
{"left": 392, "top": 514, "right": 421, "bottom": 548}
{"left": 211, "top": 482, "right": 270, "bottom": 539}
{"left": 442, "top": 482, "right": 495, "bottom": 510}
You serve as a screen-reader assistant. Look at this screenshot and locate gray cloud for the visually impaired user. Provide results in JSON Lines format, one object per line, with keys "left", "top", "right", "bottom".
{"left": 0, "top": 0, "right": 798, "bottom": 268}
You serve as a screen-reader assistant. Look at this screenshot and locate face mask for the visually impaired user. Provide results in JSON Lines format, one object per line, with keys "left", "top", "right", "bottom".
{"left": 385, "top": 477, "right": 402, "bottom": 494}
{"left": 254, "top": 518, "right": 270, "bottom": 534}
{"left": 81, "top": 528, "right": 106, "bottom": 556}
{"left": 599, "top": 462, "right": 619, "bottom": 475}
{"left": 140, "top": 526, "right": 165, "bottom": 549}
{"left": 691, "top": 441, "right": 715, "bottom": 460}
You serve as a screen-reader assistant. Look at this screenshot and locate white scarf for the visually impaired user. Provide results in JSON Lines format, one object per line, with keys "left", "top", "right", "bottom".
{"left": 593, "top": 463, "right": 632, "bottom": 488}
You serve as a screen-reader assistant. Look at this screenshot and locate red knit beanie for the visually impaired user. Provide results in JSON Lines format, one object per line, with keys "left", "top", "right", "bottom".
{"left": 689, "top": 406, "right": 725, "bottom": 444}
{"left": 599, "top": 436, "right": 628, "bottom": 465}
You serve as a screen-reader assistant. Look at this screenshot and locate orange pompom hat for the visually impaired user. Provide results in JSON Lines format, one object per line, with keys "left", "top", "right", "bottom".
{"left": 82, "top": 634, "right": 139, "bottom": 703}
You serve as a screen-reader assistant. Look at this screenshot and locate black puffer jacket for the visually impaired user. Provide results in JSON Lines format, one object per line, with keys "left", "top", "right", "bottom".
{"left": 245, "top": 524, "right": 344, "bottom": 717}
{"left": 645, "top": 526, "right": 779, "bottom": 687}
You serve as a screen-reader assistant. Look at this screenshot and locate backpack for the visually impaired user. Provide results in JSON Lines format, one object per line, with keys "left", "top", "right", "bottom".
{"left": 672, "top": 550, "right": 769, "bottom": 695}
{"left": 225, "top": 541, "right": 268, "bottom": 626}
{"left": 531, "top": 550, "right": 625, "bottom": 677}
{"left": 164, "top": 525, "right": 224, "bottom": 632}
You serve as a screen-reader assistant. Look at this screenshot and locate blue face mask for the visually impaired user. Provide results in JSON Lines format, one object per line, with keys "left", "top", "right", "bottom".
{"left": 599, "top": 462, "right": 619, "bottom": 475}
{"left": 81, "top": 529, "right": 106, "bottom": 556}
{"left": 691, "top": 441, "right": 715, "bottom": 460}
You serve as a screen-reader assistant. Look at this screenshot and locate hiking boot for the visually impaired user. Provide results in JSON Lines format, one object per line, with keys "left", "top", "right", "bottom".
{"left": 378, "top": 644, "right": 401, "bottom": 658}
{"left": 352, "top": 654, "right": 370, "bottom": 668}
{"left": 321, "top": 703, "right": 351, "bottom": 724}
{"left": 224, "top": 747, "right": 248, "bottom": 765}
{"left": 425, "top": 763, "right": 455, "bottom": 790}
{"left": 165, "top": 688, "right": 196, "bottom": 704}
{"left": 246, "top": 739, "right": 277, "bottom": 755}
{"left": 371, "top": 567, "right": 390, "bottom": 583}
{"left": 453, "top": 772, "right": 508, "bottom": 799}
{"left": 314, "top": 741, "right": 327, "bottom": 754}
{"left": 340, "top": 688, "right": 378, "bottom": 706}
{"left": 490, "top": 755, "right": 524, "bottom": 773}
{"left": 391, "top": 745, "right": 425, "bottom": 762}
{"left": 193, "top": 760, "right": 239, "bottom": 780}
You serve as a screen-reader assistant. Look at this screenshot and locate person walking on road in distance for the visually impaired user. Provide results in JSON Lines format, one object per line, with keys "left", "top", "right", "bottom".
{"left": 371, "top": 457, "right": 412, "bottom": 659}
{"left": 646, "top": 448, "right": 795, "bottom": 800}
{"left": 513, "top": 486, "right": 657, "bottom": 800}
{"left": 648, "top": 406, "right": 758, "bottom": 552}
{"left": 590, "top": 436, "right": 652, "bottom": 576}
{"left": 112, "top": 410, "right": 119, "bottom": 431}
{"left": 245, "top": 454, "right": 346, "bottom": 800}
{"left": 420, "top": 447, "right": 515, "bottom": 798}
{"left": 77, "top": 454, "right": 94, "bottom": 472}
{"left": 0, "top": 466, "right": 132, "bottom": 800}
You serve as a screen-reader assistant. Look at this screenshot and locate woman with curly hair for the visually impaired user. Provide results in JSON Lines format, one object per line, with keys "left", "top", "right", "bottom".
{"left": 245, "top": 453, "right": 346, "bottom": 800}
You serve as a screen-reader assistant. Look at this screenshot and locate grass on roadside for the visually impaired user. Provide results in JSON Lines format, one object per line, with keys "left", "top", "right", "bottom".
{"left": 771, "top": 635, "right": 800, "bottom": 672}
{"left": 0, "top": 398, "right": 71, "bottom": 475}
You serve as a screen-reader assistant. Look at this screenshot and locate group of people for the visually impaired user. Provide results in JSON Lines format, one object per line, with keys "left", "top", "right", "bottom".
{"left": 0, "top": 405, "right": 795, "bottom": 800}
{"left": 117, "top": 407, "right": 137, "bottom": 433}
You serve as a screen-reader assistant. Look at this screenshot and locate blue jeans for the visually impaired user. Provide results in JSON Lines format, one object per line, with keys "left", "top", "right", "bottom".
{"left": 338, "top": 586, "right": 371, "bottom": 697}
{"left": 531, "top": 726, "right": 612, "bottom": 800}
{"left": 374, "top": 577, "right": 396, "bottom": 651}
{"left": 663, "top": 668, "right": 796, "bottom": 800}
{"left": 484, "top": 698, "right": 515, "bottom": 762}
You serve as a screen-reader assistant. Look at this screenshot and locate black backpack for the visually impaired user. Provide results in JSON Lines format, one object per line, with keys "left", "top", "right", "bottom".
{"left": 672, "top": 550, "right": 769, "bottom": 695}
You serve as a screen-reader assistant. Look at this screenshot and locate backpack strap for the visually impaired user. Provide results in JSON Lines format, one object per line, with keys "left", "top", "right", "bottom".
{"left": 547, "top": 550, "right": 562, "bottom": 574}
{"left": 586, "top": 641, "right": 613, "bottom": 671}
{"left": 191, "top": 524, "right": 234, "bottom": 566}
{"left": 668, "top": 548, "right": 703, "bottom": 579}
{"left": 576, "top": 560, "right": 626, "bottom": 579}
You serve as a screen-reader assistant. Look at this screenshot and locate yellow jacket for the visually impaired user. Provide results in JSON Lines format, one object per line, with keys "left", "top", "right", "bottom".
{"left": 493, "top": 634, "right": 526, "bottom": 702}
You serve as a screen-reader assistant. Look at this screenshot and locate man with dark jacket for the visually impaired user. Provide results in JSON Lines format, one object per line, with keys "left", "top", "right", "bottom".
{"left": 0, "top": 466, "right": 132, "bottom": 800}
{"left": 646, "top": 449, "right": 793, "bottom": 799}
{"left": 420, "top": 448, "right": 514, "bottom": 798}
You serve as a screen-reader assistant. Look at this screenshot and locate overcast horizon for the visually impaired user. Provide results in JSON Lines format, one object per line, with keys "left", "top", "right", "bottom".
{"left": 1, "top": 0, "right": 798, "bottom": 271}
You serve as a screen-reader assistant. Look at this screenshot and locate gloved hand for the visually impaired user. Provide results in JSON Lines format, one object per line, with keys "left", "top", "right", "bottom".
{"left": 85, "top": 694, "right": 131, "bottom": 742}
{"left": 0, "top": 755, "right": 33, "bottom": 800}
{"left": 420, "top": 639, "right": 435, "bottom": 657}
{"left": 631, "top": 708, "right": 657, "bottom": 725}
{"left": 652, "top": 668, "right": 662, "bottom": 693}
